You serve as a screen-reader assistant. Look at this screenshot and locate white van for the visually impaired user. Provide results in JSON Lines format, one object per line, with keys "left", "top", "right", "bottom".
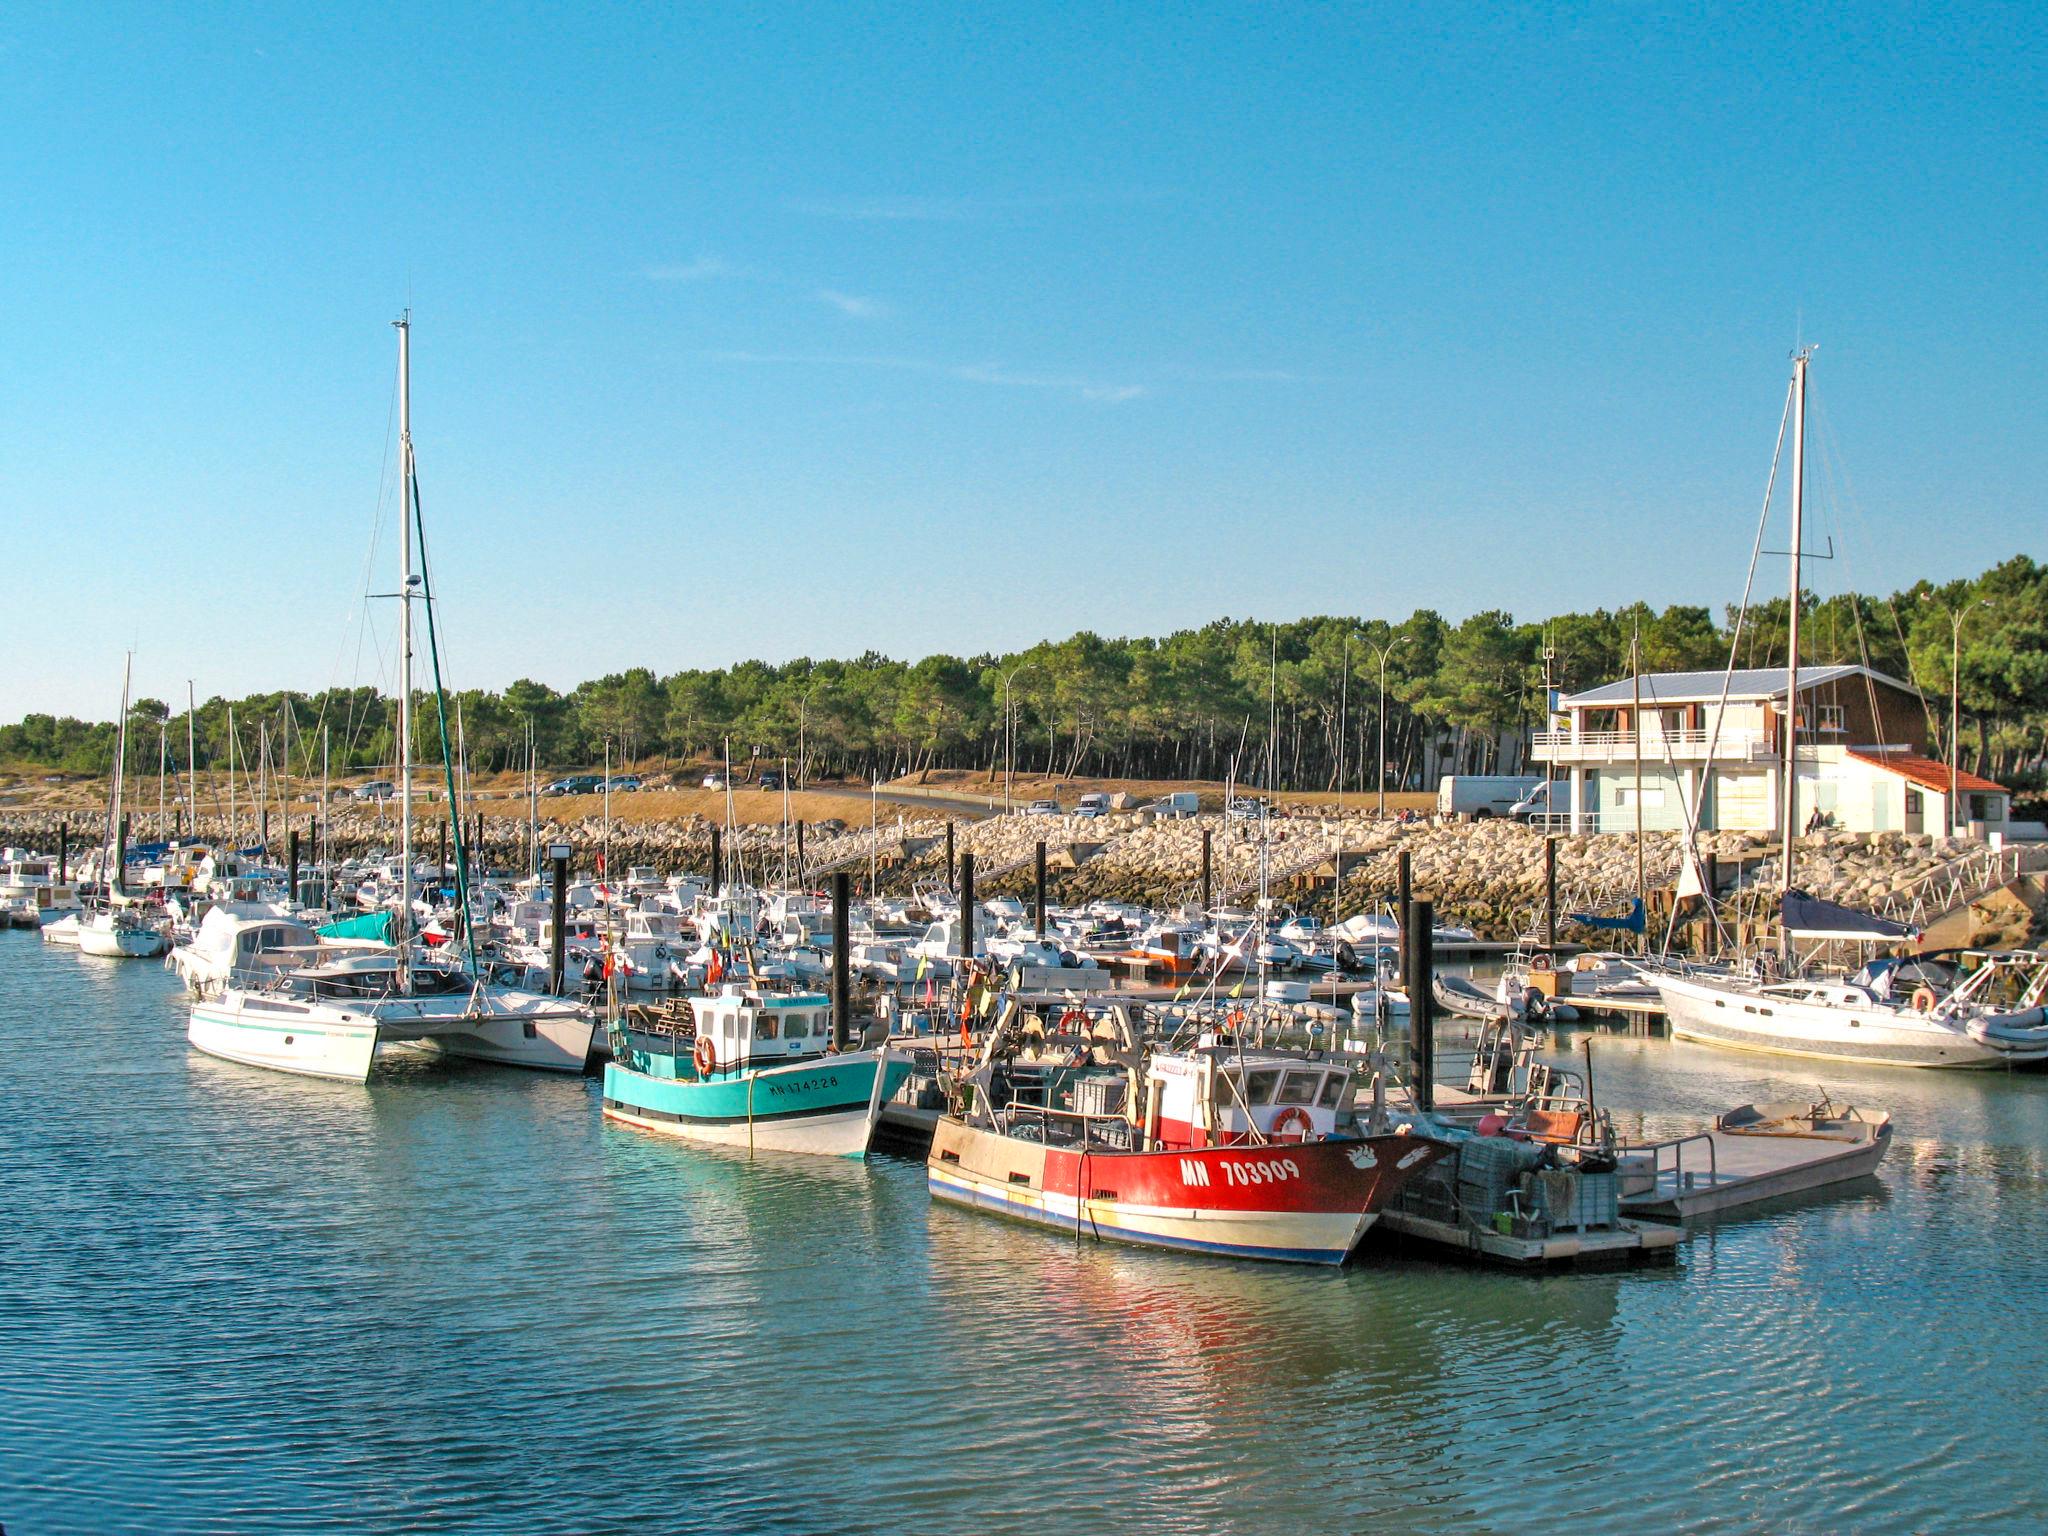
{"left": 1508, "top": 780, "right": 1570, "bottom": 824}
{"left": 1150, "top": 792, "right": 1200, "bottom": 818}
{"left": 1436, "top": 774, "right": 1543, "bottom": 820}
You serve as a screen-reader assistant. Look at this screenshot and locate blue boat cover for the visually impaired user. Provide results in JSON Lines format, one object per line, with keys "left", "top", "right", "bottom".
{"left": 1566, "top": 897, "right": 1645, "bottom": 933}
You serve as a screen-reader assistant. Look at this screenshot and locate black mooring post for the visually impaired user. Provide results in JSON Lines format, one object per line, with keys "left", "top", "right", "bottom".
{"left": 959, "top": 853, "right": 976, "bottom": 964}
{"left": 58, "top": 822, "right": 69, "bottom": 882}
{"left": 1704, "top": 852, "right": 1721, "bottom": 956}
{"left": 1034, "top": 840, "right": 1048, "bottom": 938}
{"left": 438, "top": 821, "right": 448, "bottom": 886}
{"left": 1396, "top": 848, "right": 1413, "bottom": 977}
{"left": 550, "top": 849, "right": 569, "bottom": 995}
{"left": 709, "top": 827, "right": 723, "bottom": 896}
{"left": 831, "top": 871, "right": 852, "bottom": 1050}
{"left": 1408, "top": 896, "right": 1436, "bottom": 1112}
{"left": 796, "top": 819, "right": 806, "bottom": 871}
{"left": 1200, "top": 827, "right": 1212, "bottom": 913}
{"left": 287, "top": 829, "right": 300, "bottom": 907}
{"left": 946, "top": 820, "right": 956, "bottom": 891}
{"left": 116, "top": 816, "right": 129, "bottom": 893}
{"left": 1544, "top": 835, "right": 1558, "bottom": 954}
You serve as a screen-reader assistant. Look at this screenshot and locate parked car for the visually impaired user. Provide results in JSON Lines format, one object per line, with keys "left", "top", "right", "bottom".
{"left": 702, "top": 773, "right": 727, "bottom": 791}
{"left": 1026, "top": 799, "right": 1062, "bottom": 816}
{"left": 542, "top": 774, "right": 603, "bottom": 797}
{"left": 606, "top": 775, "right": 643, "bottom": 793}
{"left": 758, "top": 770, "right": 784, "bottom": 792}
{"left": 353, "top": 780, "right": 395, "bottom": 802}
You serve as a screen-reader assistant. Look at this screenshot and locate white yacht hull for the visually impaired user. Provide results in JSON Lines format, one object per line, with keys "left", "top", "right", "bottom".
{"left": 40, "top": 916, "right": 83, "bottom": 948}
{"left": 188, "top": 996, "right": 382, "bottom": 1082}
{"left": 1656, "top": 974, "right": 2014, "bottom": 1070}
{"left": 77, "top": 924, "right": 166, "bottom": 959}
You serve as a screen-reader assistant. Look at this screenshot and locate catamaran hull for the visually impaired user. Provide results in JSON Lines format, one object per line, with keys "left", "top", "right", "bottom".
{"left": 601, "top": 1052, "right": 911, "bottom": 1159}
{"left": 1656, "top": 975, "right": 2018, "bottom": 1070}
{"left": 188, "top": 1002, "right": 380, "bottom": 1082}
{"left": 927, "top": 1121, "right": 1447, "bottom": 1265}
{"left": 409, "top": 1015, "right": 596, "bottom": 1073}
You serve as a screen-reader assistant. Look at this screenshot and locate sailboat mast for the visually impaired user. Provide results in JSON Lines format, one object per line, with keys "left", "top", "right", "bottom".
{"left": 1780, "top": 351, "right": 1809, "bottom": 928}
{"left": 186, "top": 681, "right": 197, "bottom": 843}
{"left": 110, "top": 654, "right": 132, "bottom": 896}
{"left": 396, "top": 313, "right": 416, "bottom": 989}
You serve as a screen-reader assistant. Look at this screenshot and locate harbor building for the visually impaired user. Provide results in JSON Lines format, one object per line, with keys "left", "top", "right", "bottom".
{"left": 1533, "top": 665, "right": 2011, "bottom": 837}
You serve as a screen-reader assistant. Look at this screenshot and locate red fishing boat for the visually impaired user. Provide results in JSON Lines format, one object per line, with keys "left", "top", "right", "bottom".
{"left": 928, "top": 1002, "right": 1447, "bottom": 1264}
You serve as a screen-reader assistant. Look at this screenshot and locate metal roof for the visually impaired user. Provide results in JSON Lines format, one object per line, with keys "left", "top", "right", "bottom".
{"left": 1561, "top": 664, "right": 1912, "bottom": 708}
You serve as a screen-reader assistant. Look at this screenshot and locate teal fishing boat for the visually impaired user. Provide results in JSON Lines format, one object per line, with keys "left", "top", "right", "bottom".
{"left": 602, "top": 986, "right": 911, "bottom": 1158}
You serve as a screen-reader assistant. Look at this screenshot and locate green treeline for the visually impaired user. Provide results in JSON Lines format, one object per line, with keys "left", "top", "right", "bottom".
{"left": 8, "top": 555, "right": 2044, "bottom": 793}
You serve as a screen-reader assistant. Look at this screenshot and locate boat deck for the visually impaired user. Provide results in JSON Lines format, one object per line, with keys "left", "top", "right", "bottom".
{"left": 1618, "top": 1122, "right": 1888, "bottom": 1221}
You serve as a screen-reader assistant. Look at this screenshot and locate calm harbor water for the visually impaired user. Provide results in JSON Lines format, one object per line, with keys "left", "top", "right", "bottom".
{"left": 5, "top": 934, "right": 2048, "bottom": 1533}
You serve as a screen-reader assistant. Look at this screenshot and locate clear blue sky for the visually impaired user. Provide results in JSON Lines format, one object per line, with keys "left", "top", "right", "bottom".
{"left": 4, "top": 3, "right": 2041, "bottom": 719}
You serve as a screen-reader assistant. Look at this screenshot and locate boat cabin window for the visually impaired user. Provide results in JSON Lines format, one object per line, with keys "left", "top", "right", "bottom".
{"left": 1243, "top": 1069, "right": 1281, "bottom": 1105}
{"left": 1276, "top": 1070, "right": 1321, "bottom": 1106}
{"left": 1317, "top": 1074, "right": 1349, "bottom": 1109}
{"left": 757, "top": 1015, "right": 780, "bottom": 1040}
{"left": 812, "top": 1013, "right": 832, "bottom": 1038}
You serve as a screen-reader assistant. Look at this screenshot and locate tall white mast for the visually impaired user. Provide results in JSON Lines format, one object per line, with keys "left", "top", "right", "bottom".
{"left": 185, "top": 681, "right": 197, "bottom": 843}
{"left": 396, "top": 312, "right": 416, "bottom": 990}
{"left": 1779, "top": 347, "right": 1811, "bottom": 960}
{"left": 109, "top": 653, "right": 132, "bottom": 895}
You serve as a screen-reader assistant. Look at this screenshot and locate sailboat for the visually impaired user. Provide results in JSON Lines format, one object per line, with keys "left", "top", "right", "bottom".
{"left": 77, "top": 655, "right": 168, "bottom": 959}
{"left": 187, "top": 316, "right": 596, "bottom": 1082}
{"left": 1653, "top": 352, "right": 2048, "bottom": 1070}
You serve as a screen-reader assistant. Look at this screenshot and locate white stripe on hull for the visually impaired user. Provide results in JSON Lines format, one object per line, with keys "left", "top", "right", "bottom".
{"left": 928, "top": 1163, "right": 1373, "bottom": 1262}
{"left": 604, "top": 1104, "right": 875, "bottom": 1158}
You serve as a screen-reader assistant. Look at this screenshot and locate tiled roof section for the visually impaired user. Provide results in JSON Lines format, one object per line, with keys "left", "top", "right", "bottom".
{"left": 1561, "top": 664, "right": 1911, "bottom": 707}
{"left": 1848, "top": 751, "right": 2007, "bottom": 796}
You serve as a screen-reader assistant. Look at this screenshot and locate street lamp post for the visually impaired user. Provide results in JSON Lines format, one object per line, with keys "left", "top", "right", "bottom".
{"left": 1923, "top": 594, "right": 1990, "bottom": 836}
{"left": 796, "top": 674, "right": 828, "bottom": 794}
{"left": 1369, "top": 637, "right": 1408, "bottom": 818}
{"left": 1000, "top": 662, "right": 1040, "bottom": 815}
{"left": 1336, "top": 636, "right": 1350, "bottom": 816}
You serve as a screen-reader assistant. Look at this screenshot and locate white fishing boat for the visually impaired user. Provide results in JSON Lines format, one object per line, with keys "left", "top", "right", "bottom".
{"left": 186, "top": 316, "right": 594, "bottom": 1083}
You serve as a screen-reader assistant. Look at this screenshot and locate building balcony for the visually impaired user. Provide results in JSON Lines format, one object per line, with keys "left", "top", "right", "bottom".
{"left": 1532, "top": 728, "right": 1772, "bottom": 765}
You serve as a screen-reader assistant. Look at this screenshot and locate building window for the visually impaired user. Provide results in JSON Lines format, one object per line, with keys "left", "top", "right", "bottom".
{"left": 1905, "top": 789, "right": 1923, "bottom": 814}
{"left": 1818, "top": 704, "right": 1846, "bottom": 733}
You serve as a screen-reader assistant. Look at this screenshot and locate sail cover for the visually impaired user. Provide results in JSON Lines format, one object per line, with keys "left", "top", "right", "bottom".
{"left": 318, "top": 910, "right": 396, "bottom": 943}
{"left": 1567, "top": 897, "right": 1646, "bottom": 933}
{"left": 1781, "top": 889, "right": 1917, "bottom": 942}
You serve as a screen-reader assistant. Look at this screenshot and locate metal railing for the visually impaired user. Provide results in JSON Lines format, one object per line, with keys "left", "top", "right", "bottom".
{"left": 1533, "top": 728, "right": 1769, "bottom": 762}
{"left": 1871, "top": 842, "right": 2048, "bottom": 929}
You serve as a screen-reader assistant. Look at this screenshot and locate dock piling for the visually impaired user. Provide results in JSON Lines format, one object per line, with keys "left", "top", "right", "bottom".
{"left": 710, "top": 827, "right": 723, "bottom": 896}
{"left": 959, "top": 853, "right": 975, "bottom": 965}
{"left": 1406, "top": 896, "right": 1435, "bottom": 1112}
{"left": 1034, "top": 840, "right": 1047, "bottom": 938}
{"left": 549, "top": 847, "right": 569, "bottom": 995}
{"left": 831, "top": 871, "right": 851, "bottom": 1050}
{"left": 287, "top": 829, "right": 300, "bottom": 907}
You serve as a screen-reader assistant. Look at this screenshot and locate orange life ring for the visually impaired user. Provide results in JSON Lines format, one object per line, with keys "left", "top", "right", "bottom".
{"left": 1226, "top": 1007, "right": 1247, "bottom": 1031}
{"left": 1272, "top": 1105, "right": 1316, "bottom": 1142}
{"left": 692, "top": 1035, "right": 717, "bottom": 1076}
{"left": 1058, "top": 1006, "right": 1086, "bottom": 1032}
{"left": 1529, "top": 953, "right": 1554, "bottom": 973}
{"left": 1910, "top": 985, "right": 1937, "bottom": 1015}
